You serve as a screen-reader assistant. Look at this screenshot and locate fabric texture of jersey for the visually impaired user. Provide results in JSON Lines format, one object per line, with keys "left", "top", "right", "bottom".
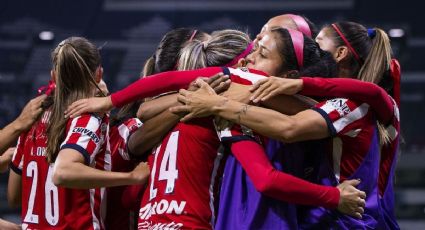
{"left": 106, "top": 118, "right": 143, "bottom": 230}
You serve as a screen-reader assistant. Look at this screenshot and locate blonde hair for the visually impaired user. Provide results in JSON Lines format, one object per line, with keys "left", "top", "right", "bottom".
{"left": 178, "top": 29, "right": 251, "bottom": 70}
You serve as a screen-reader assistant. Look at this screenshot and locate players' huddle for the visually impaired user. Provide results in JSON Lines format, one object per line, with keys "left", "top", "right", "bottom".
{"left": 2, "top": 13, "right": 401, "bottom": 230}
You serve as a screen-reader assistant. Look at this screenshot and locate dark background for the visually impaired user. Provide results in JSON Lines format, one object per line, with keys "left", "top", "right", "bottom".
{"left": 1, "top": 0, "right": 424, "bottom": 228}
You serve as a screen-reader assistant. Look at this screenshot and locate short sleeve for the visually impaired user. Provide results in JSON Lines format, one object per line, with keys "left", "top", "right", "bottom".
{"left": 312, "top": 98, "right": 370, "bottom": 137}
{"left": 10, "top": 134, "right": 26, "bottom": 174}
{"left": 60, "top": 114, "right": 106, "bottom": 165}
{"left": 119, "top": 118, "right": 143, "bottom": 161}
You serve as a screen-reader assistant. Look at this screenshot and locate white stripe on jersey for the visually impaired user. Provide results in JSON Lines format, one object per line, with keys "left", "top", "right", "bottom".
{"left": 228, "top": 68, "right": 267, "bottom": 84}
{"left": 61, "top": 116, "right": 79, "bottom": 146}
{"left": 209, "top": 146, "right": 224, "bottom": 226}
{"left": 12, "top": 138, "right": 24, "bottom": 170}
{"left": 86, "top": 117, "right": 102, "bottom": 165}
{"left": 333, "top": 103, "right": 370, "bottom": 133}
{"left": 90, "top": 188, "right": 102, "bottom": 230}
{"left": 332, "top": 137, "right": 343, "bottom": 182}
{"left": 118, "top": 123, "right": 132, "bottom": 161}
{"left": 218, "top": 127, "right": 233, "bottom": 139}
{"left": 321, "top": 98, "right": 348, "bottom": 114}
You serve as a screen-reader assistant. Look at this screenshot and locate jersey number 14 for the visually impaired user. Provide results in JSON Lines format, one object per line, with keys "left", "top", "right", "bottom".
{"left": 150, "top": 131, "right": 179, "bottom": 200}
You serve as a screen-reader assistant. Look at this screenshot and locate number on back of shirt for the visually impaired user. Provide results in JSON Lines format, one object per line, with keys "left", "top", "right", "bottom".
{"left": 24, "top": 161, "right": 59, "bottom": 226}
{"left": 150, "top": 131, "right": 179, "bottom": 200}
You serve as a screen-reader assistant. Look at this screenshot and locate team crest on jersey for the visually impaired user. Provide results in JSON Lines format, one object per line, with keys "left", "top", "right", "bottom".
{"left": 72, "top": 127, "right": 100, "bottom": 143}
{"left": 327, "top": 98, "right": 351, "bottom": 116}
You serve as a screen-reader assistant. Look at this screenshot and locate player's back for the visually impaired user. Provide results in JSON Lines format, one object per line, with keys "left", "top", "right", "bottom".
{"left": 138, "top": 118, "right": 221, "bottom": 230}
{"left": 18, "top": 112, "right": 110, "bottom": 230}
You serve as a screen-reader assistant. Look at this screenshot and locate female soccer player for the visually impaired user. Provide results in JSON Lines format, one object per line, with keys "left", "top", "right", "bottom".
{"left": 173, "top": 23, "right": 398, "bottom": 229}
{"left": 8, "top": 37, "right": 150, "bottom": 230}
{"left": 105, "top": 28, "right": 210, "bottom": 230}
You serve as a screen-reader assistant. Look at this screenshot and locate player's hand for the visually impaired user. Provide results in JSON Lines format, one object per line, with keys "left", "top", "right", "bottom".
{"left": 249, "top": 77, "right": 303, "bottom": 103}
{"left": 65, "top": 96, "right": 113, "bottom": 118}
{"left": 0, "top": 148, "right": 15, "bottom": 173}
{"left": 188, "top": 73, "right": 231, "bottom": 94}
{"left": 336, "top": 179, "right": 366, "bottom": 219}
{"left": 15, "top": 94, "right": 47, "bottom": 131}
{"left": 170, "top": 79, "right": 223, "bottom": 122}
{"left": 222, "top": 83, "right": 251, "bottom": 104}
{"left": 129, "top": 162, "right": 150, "bottom": 185}
{"left": 0, "top": 218, "right": 20, "bottom": 230}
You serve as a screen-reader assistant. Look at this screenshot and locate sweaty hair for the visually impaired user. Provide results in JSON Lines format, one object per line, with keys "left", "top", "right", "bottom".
{"left": 271, "top": 28, "right": 337, "bottom": 78}
{"left": 323, "top": 22, "right": 393, "bottom": 144}
{"left": 178, "top": 29, "right": 251, "bottom": 70}
{"left": 143, "top": 28, "right": 208, "bottom": 76}
{"left": 46, "top": 37, "right": 102, "bottom": 163}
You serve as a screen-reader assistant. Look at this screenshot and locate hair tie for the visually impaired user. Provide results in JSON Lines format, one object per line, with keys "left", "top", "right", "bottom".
{"left": 287, "top": 28, "right": 304, "bottom": 69}
{"left": 367, "top": 28, "right": 376, "bottom": 39}
{"left": 331, "top": 23, "right": 361, "bottom": 63}
{"left": 224, "top": 42, "right": 254, "bottom": 67}
{"left": 287, "top": 14, "right": 312, "bottom": 38}
{"left": 38, "top": 80, "right": 56, "bottom": 96}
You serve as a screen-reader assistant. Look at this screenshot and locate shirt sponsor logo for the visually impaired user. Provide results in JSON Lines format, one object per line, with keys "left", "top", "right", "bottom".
{"left": 139, "top": 199, "right": 186, "bottom": 221}
{"left": 72, "top": 127, "right": 100, "bottom": 143}
{"left": 328, "top": 99, "right": 351, "bottom": 116}
{"left": 138, "top": 221, "right": 183, "bottom": 230}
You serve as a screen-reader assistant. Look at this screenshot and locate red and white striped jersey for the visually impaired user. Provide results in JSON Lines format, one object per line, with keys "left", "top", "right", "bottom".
{"left": 59, "top": 113, "right": 110, "bottom": 230}
{"left": 379, "top": 98, "right": 400, "bottom": 196}
{"left": 106, "top": 118, "right": 143, "bottom": 230}
{"left": 313, "top": 98, "right": 376, "bottom": 181}
{"left": 12, "top": 111, "right": 110, "bottom": 230}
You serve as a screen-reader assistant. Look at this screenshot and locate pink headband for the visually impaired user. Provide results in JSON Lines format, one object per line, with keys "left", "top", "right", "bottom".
{"left": 287, "top": 14, "right": 312, "bottom": 38}
{"left": 331, "top": 23, "right": 361, "bottom": 63}
{"left": 224, "top": 42, "right": 254, "bottom": 67}
{"left": 287, "top": 28, "right": 304, "bottom": 69}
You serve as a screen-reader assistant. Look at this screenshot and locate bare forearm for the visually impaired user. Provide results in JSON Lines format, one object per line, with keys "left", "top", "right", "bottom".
{"left": 129, "top": 110, "right": 180, "bottom": 157}
{"left": 53, "top": 162, "right": 135, "bottom": 189}
{"left": 212, "top": 96, "right": 297, "bottom": 142}
{"left": 137, "top": 94, "right": 178, "bottom": 121}
{"left": 0, "top": 121, "right": 25, "bottom": 154}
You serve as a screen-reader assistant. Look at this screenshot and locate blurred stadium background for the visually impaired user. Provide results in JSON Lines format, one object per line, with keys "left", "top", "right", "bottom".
{"left": 0, "top": 0, "right": 424, "bottom": 228}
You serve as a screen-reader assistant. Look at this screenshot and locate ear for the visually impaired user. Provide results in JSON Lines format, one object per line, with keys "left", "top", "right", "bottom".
{"left": 50, "top": 70, "right": 56, "bottom": 83}
{"left": 335, "top": 46, "right": 349, "bottom": 63}
{"left": 95, "top": 66, "right": 103, "bottom": 83}
{"left": 237, "top": 58, "right": 247, "bottom": 67}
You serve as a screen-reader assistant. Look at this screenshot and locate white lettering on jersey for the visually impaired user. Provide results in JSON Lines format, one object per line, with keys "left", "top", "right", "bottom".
{"left": 139, "top": 199, "right": 186, "bottom": 220}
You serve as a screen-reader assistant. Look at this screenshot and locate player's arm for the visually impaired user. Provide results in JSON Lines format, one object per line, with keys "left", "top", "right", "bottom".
{"left": 250, "top": 76, "right": 393, "bottom": 124}
{"left": 172, "top": 80, "right": 329, "bottom": 143}
{"left": 0, "top": 148, "right": 14, "bottom": 173}
{"left": 53, "top": 115, "right": 150, "bottom": 189}
{"left": 222, "top": 82, "right": 314, "bottom": 115}
{"left": 129, "top": 109, "right": 181, "bottom": 157}
{"left": 64, "top": 67, "right": 226, "bottom": 118}
{"left": 228, "top": 139, "right": 365, "bottom": 218}
{"left": 137, "top": 94, "right": 178, "bottom": 122}
{"left": 53, "top": 149, "right": 149, "bottom": 189}
{"left": 0, "top": 95, "right": 46, "bottom": 154}
{"left": 7, "top": 144, "right": 24, "bottom": 208}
